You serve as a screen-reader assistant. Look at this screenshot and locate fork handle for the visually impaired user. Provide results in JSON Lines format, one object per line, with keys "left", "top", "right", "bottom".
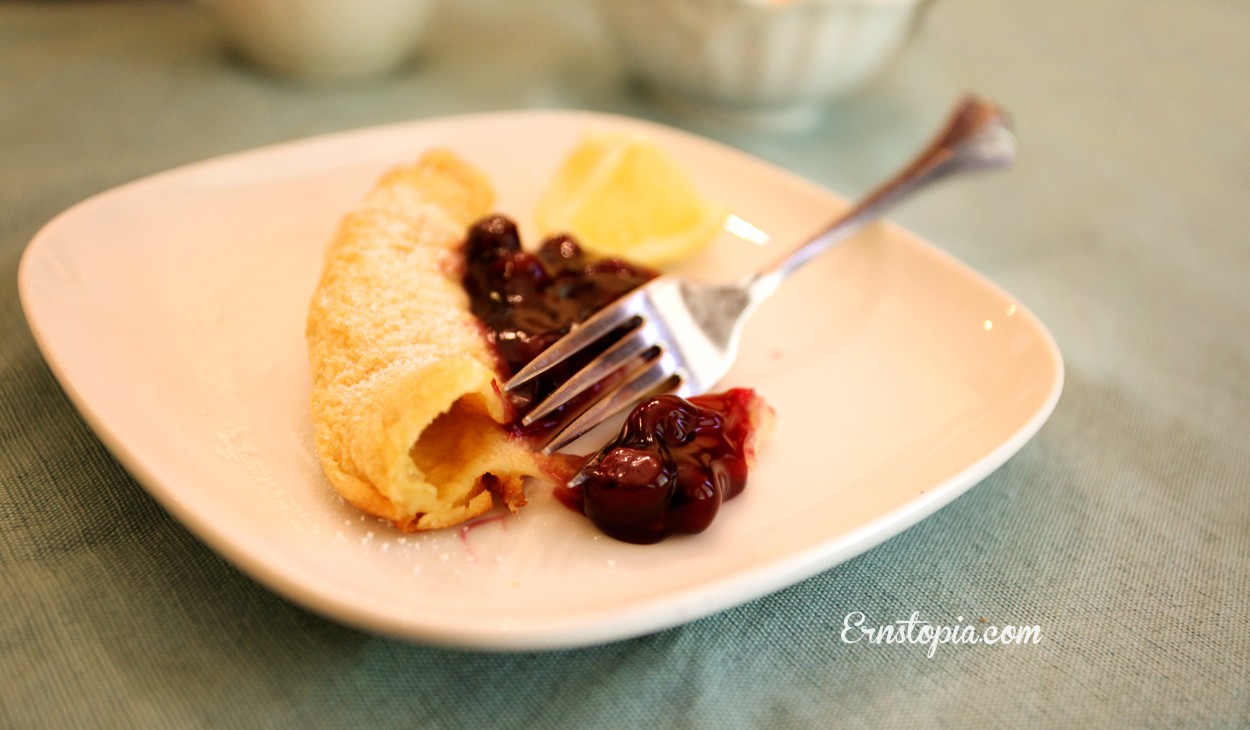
{"left": 748, "top": 95, "right": 1016, "bottom": 299}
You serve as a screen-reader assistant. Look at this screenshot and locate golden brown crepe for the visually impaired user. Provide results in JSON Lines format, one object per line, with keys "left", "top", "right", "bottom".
{"left": 306, "top": 149, "right": 560, "bottom": 532}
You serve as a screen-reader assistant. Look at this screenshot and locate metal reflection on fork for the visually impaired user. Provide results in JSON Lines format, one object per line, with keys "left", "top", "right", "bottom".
{"left": 505, "top": 95, "right": 1017, "bottom": 454}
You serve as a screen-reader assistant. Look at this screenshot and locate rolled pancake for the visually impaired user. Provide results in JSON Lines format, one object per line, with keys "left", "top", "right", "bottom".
{"left": 306, "top": 149, "right": 555, "bottom": 531}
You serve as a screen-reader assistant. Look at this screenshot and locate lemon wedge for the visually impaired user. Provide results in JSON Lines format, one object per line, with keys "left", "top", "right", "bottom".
{"left": 537, "top": 128, "right": 730, "bottom": 267}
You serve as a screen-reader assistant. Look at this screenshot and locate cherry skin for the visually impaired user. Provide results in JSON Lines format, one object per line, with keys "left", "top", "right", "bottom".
{"left": 567, "top": 389, "right": 765, "bottom": 544}
{"left": 581, "top": 448, "right": 676, "bottom": 543}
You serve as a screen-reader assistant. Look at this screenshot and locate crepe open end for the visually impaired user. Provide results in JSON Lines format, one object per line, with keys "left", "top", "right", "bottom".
{"left": 306, "top": 149, "right": 561, "bottom": 532}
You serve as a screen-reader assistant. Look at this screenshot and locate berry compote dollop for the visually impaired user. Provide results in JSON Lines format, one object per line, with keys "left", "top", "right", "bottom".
{"left": 459, "top": 215, "right": 773, "bottom": 544}
{"left": 557, "top": 389, "right": 773, "bottom": 544}
{"left": 461, "top": 215, "right": 655, "bottom": 429}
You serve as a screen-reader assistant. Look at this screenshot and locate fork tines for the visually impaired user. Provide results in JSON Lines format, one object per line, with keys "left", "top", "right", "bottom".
{"left": 503, "top": 282, "right": 685, "bottom": 453}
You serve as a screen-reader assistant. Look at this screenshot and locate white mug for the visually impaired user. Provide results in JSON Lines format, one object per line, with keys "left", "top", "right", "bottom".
{"left": 216, "top": 0, "right": 437, "bottom": 81}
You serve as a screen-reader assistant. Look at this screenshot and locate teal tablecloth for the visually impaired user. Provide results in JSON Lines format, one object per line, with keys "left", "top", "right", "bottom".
{"left": 2, "top": 1, "right": 1247, "bottom": 727}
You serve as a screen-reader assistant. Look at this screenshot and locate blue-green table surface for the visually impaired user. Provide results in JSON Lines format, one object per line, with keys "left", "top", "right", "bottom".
{"left": 2, "top": 1, "right": 1247, "bottom": 727}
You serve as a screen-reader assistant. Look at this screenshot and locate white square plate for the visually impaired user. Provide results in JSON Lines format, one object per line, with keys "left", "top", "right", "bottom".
{"left": 19, "top": 111, "right": 1062, "bottom": 649}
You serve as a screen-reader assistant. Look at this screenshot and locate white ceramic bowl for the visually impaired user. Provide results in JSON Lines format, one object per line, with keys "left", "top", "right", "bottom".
{"left": 598, "top": 0, "right": 932, "bottom": 128}
{"left": 218, "top": 0, "right": 438, "bottom": 81}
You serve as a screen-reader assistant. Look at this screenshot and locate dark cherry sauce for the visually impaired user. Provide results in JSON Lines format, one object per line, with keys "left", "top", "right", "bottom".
{"left": 554, "top": 390, "right": 765, "bottom": 544}
{"left": 461, "top": 215, "right": 655, "bottom": 435}
{"left": 460, "top": 215, "right": 767, "bottom": 544}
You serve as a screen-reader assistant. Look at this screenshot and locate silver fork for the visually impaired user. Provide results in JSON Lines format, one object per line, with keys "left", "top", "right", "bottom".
{"left": 506, "top": 95, "right": 1016, "bottom": 454}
